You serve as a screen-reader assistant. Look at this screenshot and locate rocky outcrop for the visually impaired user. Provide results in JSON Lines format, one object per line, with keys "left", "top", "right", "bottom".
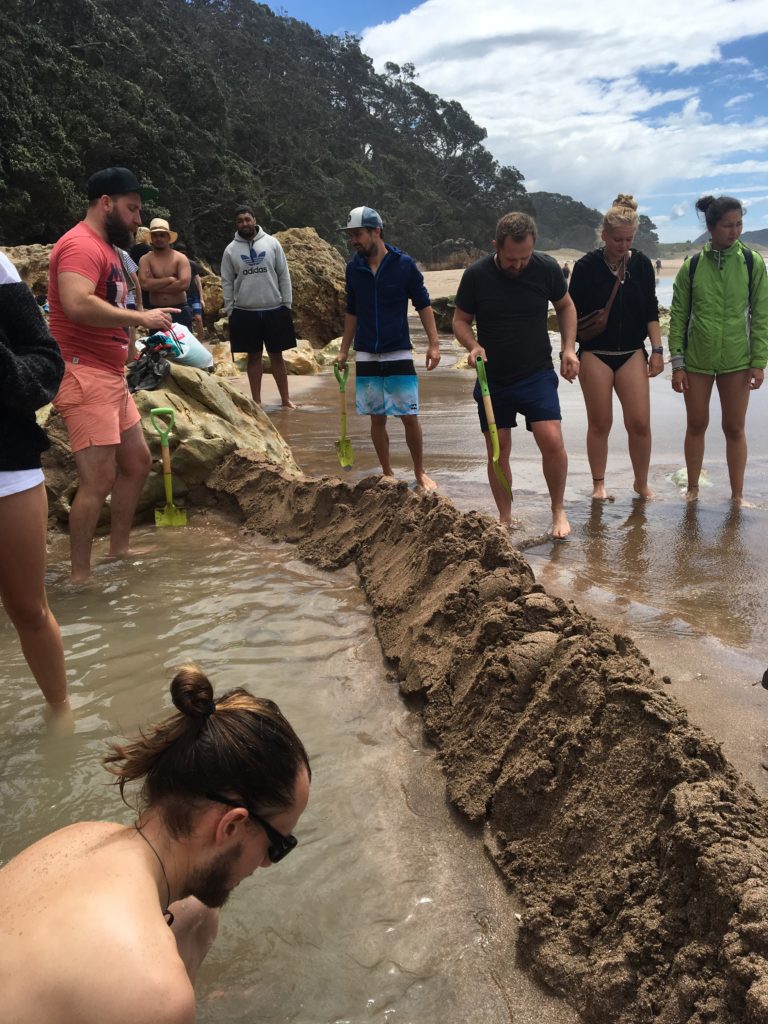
{"left": 207, "top": 455, "right": 768, "bottom": 1024}
{"left": 1, "top": 244, "right": 53, "bottom": 299}
{"left": 275, "top": 227, "right": 346, "bottom": 346}
{"left": 40, "top": 364, "right": 299, "bottom": 523}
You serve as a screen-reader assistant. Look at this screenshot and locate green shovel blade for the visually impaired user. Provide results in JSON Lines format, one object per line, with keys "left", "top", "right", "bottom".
{"left": 334, "top": 365, "right": 354, "bottom": 469}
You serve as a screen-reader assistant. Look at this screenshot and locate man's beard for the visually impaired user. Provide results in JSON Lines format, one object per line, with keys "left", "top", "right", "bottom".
{"left": 105, "top": 211, "right": 133, "bottom": 250}
{"left": 186, "top": 844, "right": 242, "bottom": 909}
{"left": 239, "top": 226, "right": 256, "bottom": 239}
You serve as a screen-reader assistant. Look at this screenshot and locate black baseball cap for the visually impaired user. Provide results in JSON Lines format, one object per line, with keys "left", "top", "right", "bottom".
{"left": 86, "top": 167, "right": 159, "bottom": 202}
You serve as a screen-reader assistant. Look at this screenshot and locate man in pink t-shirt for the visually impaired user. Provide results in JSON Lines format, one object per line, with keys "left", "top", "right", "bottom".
{"left": 48, "top": 167, "right": 179, "bottom": 582}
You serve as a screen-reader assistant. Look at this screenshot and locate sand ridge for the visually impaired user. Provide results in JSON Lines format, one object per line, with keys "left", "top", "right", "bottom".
{"left": 210, "top": 452, "right": 768, "bottom": 1024}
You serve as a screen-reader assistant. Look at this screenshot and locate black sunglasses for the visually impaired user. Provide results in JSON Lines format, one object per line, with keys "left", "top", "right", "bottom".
{"left": 205, "top": 791, "right": 298, "bottom": 863}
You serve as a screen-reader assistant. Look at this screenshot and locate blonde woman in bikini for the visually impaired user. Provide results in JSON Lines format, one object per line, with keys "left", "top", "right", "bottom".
{"left": 569, "top": 195, "right": 664, "bottom": 499}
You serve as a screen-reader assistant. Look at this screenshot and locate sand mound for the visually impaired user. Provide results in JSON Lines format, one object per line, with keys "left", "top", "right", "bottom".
{"left": 210, "top": 452, "right": 768, "bottom": 1024}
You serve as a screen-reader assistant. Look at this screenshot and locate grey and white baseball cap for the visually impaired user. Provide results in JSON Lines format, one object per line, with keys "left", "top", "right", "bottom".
{"left": 342, "top": 206, "right": 384, "bottom": 230}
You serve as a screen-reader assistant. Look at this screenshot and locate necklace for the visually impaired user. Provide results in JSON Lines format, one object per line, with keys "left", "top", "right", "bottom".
{"left": 603, "top": 251, "right": 624, "bottom": 273}
{"left": 135, "top": 826, "right": 175, "bottom": 927}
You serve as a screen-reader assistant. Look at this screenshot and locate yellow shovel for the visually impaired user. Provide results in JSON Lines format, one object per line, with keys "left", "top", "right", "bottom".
{"left": 476, "top": 356, "right": 512, "bottom": 497}
{"left": 333, "top": 364, "right": 354, "bottom": 470}
{"left": 149, "top": 407, "right": 187, "bottom": 527}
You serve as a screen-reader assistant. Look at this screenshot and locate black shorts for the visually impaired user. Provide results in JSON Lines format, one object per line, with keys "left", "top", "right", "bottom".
{"left": 229, "top": 306, "right": 297, "bottom": 354}
{"left": 171, "top": 305, "right": 194, "bottom": 330}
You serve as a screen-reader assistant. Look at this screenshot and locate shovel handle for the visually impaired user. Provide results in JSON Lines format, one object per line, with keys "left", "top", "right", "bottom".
{"left": 150, "top": 406, "right": 175, "bottom": 446}
{"left": 475, "top": 357, "right": 499, "bottom": 461}
{"left": 333, "top": 364, "right": 349, "bottom": 390}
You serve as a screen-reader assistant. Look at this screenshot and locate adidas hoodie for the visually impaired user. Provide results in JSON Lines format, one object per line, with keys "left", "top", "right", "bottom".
{"left": 220, "top": 228, "right": 292, "bottom": 314}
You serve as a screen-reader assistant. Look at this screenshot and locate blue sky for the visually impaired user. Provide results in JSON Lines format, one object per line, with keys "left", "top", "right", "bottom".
{"left": 269, "top": 2, "right": 414, "bottom": 36}
{"left": 270, "top": 2, "right": 768, "bottom": 243}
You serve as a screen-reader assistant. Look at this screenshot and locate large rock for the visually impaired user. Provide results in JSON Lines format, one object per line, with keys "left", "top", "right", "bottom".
{"left": 39, "top": 363, "right": 300, "bottom": 523}
{"left": 1, "top": 244, "right": 54, "bottom": 299}
{"left": 275, "top": 227, "right": 346, "bottom": 346}
{"left": 263, "top": 339, "right": 320, "bottom": 376}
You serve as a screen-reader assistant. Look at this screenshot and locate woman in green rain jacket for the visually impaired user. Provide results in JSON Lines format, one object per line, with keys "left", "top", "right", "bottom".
{"left": 668, "top": 195, "right": 768, "bottom": 502}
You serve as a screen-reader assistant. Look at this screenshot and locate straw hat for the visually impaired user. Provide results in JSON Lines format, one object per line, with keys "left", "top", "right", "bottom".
{"left": 148, "top": 217, "right": 178, "bottom": 244}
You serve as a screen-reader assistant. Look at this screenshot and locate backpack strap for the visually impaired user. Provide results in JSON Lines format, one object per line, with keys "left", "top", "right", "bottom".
{"left": 743, "top": 246, "right": 754, "bottom": 306}
{"left": 685, "top": 253, "right": 700, "bottom": 346}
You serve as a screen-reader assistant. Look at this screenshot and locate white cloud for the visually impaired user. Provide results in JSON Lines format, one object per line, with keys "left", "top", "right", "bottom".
{"left": 671, "top": 204, "right": 687, "bottom": 219}
{"left": 361, "top": 0, "right": 768, "bottom": 220}
{"left": 725, "top": 93, "right": 754, "bottom": 108}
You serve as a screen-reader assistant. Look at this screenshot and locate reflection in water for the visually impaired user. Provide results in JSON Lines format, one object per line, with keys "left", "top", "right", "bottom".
{"left": 0, "top": 527, "right": 576, "bottom": 1024}
{"left": 668, "top": 503, "right": 752, "bottom": 648}
{"left": 532, "top": 498, "right": 760, "bottom": 653}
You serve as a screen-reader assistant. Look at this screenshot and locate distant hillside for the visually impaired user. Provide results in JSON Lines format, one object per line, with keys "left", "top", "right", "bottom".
{"left": 0, "top": 0, "right": 656, "bottom": 262}
{"left": 692, "top": 229, "right": 768, "bottom": 248}
{"left": 529, "top": 192, "right": 660, "bottom": 257}
{"left": 662, "top": 230, "right": 768, "bottom": 257}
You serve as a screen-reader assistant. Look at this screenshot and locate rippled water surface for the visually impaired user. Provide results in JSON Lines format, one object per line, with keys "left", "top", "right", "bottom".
{"left": 0, "top": 527, "right": 576, "bottom": 1024}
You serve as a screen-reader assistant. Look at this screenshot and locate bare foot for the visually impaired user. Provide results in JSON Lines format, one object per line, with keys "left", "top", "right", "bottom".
{"left": 591, "top": 479, "right": 614, "bottom": 501}
{"left": 684, "top": 487, "right": 699, "bottom": 502}
{"left": 732, "top": 496, "right": 755, "bottom": 508}
{"left": 550, "top": 508, "right": 571, "bottom": 540}
{"left": 106, "top": 543, "right": 160, "bottom": 560}
{"left": 415, "top": 472, "right": 437, "bottom": 491}
{"left": 634, "top": 482, "right": 655, "bottom": 499}
{"left": 44, "top": 699, "right": 75, "bottom": 736}
{"left": 281, "top": 400, "right": 297, "bottom": 409}
{"left": 69, "top": 570, "right": 92, "bottom": 585}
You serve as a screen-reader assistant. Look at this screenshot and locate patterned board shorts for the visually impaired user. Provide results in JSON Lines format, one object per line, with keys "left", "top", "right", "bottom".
{"left": 355, "top": 350, "right": 419, "bottom": 417}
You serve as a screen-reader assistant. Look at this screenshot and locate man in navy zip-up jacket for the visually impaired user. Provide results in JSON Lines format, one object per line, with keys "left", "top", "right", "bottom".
{"left": 337, "top": 207, "right": 441, "bottom": 489}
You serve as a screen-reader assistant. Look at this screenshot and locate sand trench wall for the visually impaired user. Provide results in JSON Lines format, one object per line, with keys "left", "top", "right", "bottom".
{"left": 210, "top": 451, "right": 768, "bottom": 1024}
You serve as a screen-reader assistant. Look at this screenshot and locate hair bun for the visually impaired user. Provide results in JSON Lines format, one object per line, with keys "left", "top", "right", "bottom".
{"left": 613, "top": 194, "right": 637, "bottom": 211}
{"left": 695, "top": 195, "right": 715, "bottom": 214}
{"left": 171, "top": 664, "right": 215, "bottom": 719}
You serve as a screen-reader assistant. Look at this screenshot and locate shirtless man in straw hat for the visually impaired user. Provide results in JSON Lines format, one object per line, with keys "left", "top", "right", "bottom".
{"left": 139, "top": 217, "right": 192, "bottom": 328}
{"left": 0, "top": 664, "right": 311, "bottom": 1024}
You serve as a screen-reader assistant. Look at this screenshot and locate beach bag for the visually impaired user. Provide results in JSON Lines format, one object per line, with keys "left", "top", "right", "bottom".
{"left": 126, "top": 346, "right": 171, "bottom": 393}
{"left": 576, "top": 267, "right": 623, "bottom": 342}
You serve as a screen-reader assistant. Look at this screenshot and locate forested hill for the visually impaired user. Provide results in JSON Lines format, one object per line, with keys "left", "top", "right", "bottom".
{"left": 0, "top": 0, "right": 658, "bottom": 261}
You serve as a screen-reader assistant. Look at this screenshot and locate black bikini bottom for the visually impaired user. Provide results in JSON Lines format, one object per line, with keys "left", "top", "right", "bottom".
{"left": 580, "top": 349, "right": 646, "bottom": 373}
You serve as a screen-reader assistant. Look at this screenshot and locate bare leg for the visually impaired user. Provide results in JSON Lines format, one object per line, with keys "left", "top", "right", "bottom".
{"left": 246, "top": 352, "right": 264, "bottom": 404}
{"left": 613, "top": 351, "right": 653, "bottom": 497}
{"left": 370, "top": 414, "right": 395, "bottom": 477}
{"left": 169, "top": 897, "right": 220, "bottom": 985}
{"left": 268, "top": 351, "right": 296, "bottom": 409}
{"left": 531, "top": 420, "right": 570, "bottom": 538}
{"left": 682, "top": 372, "right": 715, "bottom": 500}
{"left": 484, "top": 427, "right": 513, "bottom": 524}
{"left": 578, "top": 352, "right": 614, "bottom": 499}
{"left": 0, "top": 484, "right": 68, "bottom": 705}
{"left": 716, "top": 370, "right": 751, "bottom": 502}
{"left": 400, "top": 415, "right": 436, "bottom": 490}
{"left": 109, "top": 422, "right": 152, "bottom": 557}
{"left": 70, "top": 444, "right": 118, "bottom": 582}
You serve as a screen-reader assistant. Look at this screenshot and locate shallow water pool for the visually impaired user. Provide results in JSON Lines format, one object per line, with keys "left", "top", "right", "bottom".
{"left": 0, "top": 524, "right": 577, "bottom": 1024}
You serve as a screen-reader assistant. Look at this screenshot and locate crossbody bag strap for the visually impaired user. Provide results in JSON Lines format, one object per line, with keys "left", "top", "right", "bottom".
{"left": 603, "top": 259, "right": 624, "bottom": 316}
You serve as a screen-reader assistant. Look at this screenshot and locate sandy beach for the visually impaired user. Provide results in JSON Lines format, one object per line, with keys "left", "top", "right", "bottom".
{"left": 422, "top": 254, "right": 686, "bottom": 300}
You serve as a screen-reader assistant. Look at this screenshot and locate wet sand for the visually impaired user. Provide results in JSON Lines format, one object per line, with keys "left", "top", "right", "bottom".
{"left": 209, "top": 454, "right": 768, "bottom": 1022}
{"left": 256, "top": 340, "right": 768, "bottom": 801}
